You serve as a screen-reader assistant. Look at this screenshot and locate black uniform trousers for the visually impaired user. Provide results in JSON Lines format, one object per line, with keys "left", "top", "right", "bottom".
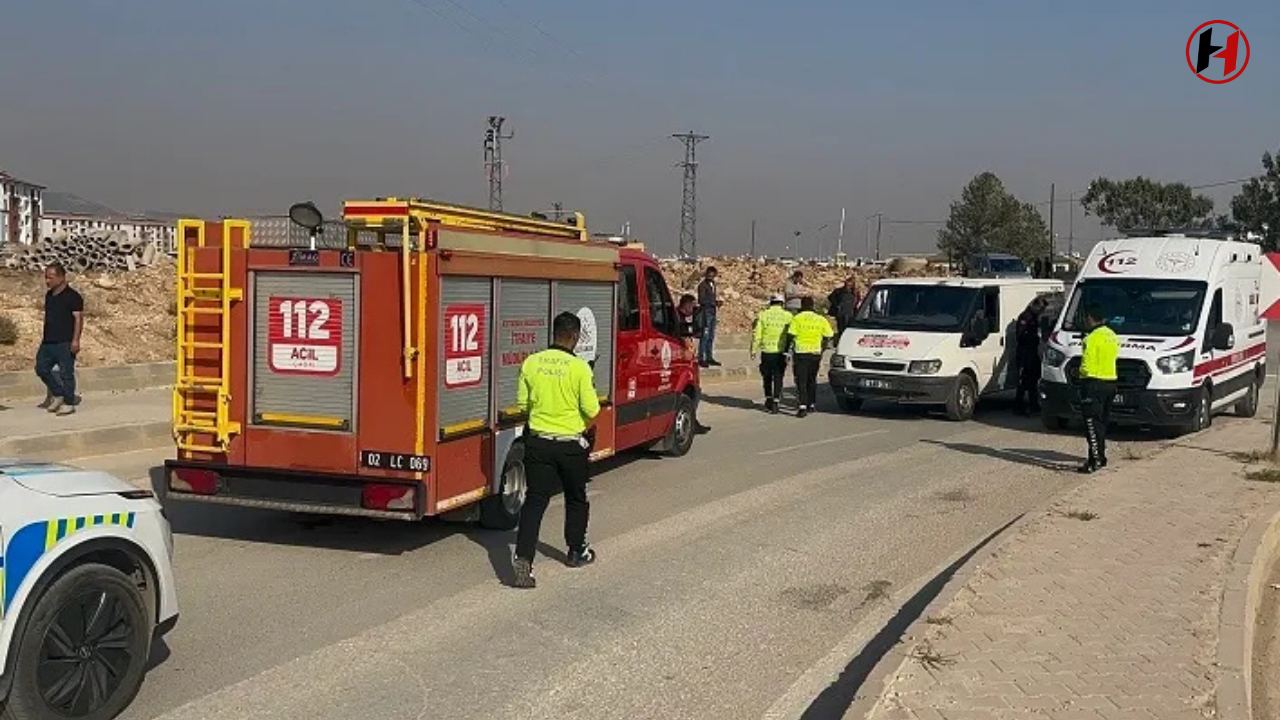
{"left": 759, "top": 352, "right": 787, "bottom": 401}
{"left": 1014, "top": 349, "right": 1041, "bottom": 411}
{"left": 1079, "top": 379, "right": 1117, "bottom": 466}
{"left": 515, "top": 434, "right": 590, "bottom": 563}
{"left": 793, "top": 353, "right": 822, "bottom": 409}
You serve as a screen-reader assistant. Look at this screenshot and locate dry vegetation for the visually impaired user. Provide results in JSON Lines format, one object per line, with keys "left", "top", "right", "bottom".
{"left": 0, "top": 260, "right": 177, "bottom": 371}
{"left": 0, "top": 254, "right": 946, "bottom": 372}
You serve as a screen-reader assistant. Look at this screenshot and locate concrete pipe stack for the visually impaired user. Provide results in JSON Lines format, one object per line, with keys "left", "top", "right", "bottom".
{"left": 2, "top": 231, "right": 159, "bottom": 272}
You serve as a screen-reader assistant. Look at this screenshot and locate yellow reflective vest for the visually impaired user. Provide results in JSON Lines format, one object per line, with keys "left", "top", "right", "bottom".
{"left": 752, "top": 305, "right": 793, "bottom": 354}
{"left": 788, "top": 310, "right": 834, "bottom": 354}
{"left": 517, "top": 347, "right": 600, "bottom": 436}
{"left": 1080, "top": 325, "right": 1119, "bottom": 381}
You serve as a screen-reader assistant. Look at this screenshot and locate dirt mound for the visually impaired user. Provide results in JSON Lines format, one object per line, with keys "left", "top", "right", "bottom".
{"left": 663, "top": 258, "right": 938, "bottom": 332}
{"left": 0, "top": 260, "right": 177, "bottom": 372}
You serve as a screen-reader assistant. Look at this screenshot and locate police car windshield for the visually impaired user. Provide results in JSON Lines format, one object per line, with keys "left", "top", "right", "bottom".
{"left": 1062, "top": 279, "right": 1207, "bottom": 337}
{"left": 852, "top": 285, "right": 979, "bottom": 332}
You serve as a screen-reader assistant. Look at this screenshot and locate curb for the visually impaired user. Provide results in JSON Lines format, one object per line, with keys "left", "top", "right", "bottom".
{"left": 1215, "top": 493, "right": 1280, "bottom": 720}
{"left": 0, "top": 421, "right": 173, "bottom": 463}
{"left": 700, "top": 365, "right": 752, "bottom": 384}
{"left": 0, "top": 361, "right": 175, "bottom": 401}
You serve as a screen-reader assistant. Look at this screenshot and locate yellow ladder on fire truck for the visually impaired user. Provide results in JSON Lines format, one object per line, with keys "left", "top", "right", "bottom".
{"left": 172, "top": 219, "right": 247, "bottom": 454}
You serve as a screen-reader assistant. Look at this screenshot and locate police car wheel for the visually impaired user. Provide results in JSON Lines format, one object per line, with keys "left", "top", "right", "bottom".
{"left": 665, "top": 395, "right": 696, "bottom": 458}
{"left": 3, "top": 563, "right": 150, "bottom": 720}
{"left": 479, "top": 443, "right": 526, "bottom": 531}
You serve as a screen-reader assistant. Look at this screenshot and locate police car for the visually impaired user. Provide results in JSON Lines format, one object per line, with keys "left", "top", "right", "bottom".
{"left": 0, "top": 459, "right": 177, "bottom": 720}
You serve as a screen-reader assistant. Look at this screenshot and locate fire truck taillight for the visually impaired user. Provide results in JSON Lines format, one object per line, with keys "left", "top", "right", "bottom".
{"left": 362, "top": 484, "right": 416, "bottom": 512}
{"left": 169, "top": 467, "right": 219, "bottom": 495}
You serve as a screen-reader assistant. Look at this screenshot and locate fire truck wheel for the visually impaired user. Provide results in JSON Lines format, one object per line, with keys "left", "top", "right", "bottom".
{"left": 665, "top": 395, "right": 696, "bottom": 458}
{"left": 479, "top": 443, "right": 526, "bottom": 531}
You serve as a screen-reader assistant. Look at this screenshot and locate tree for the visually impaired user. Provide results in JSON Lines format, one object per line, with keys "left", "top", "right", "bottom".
{"left": 936, "top": 172, "right": 1048, "bottom": 261}
{"left": 1231, "top": 149, "right": 1280, "bottom": 250}
{"left": 1079, "top": 177, "right": 1214, "bottom": 230}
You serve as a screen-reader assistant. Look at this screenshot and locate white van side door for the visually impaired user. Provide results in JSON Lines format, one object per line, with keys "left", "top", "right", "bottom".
{"left": 974, "top": 286, "right": 1006, "bottom": 392}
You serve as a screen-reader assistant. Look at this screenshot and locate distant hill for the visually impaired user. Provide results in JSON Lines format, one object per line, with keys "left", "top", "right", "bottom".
{"left": 41, "top": 190, "right": 189, "bottom": 222}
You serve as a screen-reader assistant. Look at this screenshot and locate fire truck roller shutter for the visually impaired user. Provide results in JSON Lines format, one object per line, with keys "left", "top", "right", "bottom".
{"left": 554, "top": 280, "right": 615, "bottom": 402}
{"left": 439, "top": 276, "right": 494, "bottom": 436}
{"left": 495, "top": 279, "right": 551, "bottom": 421}
{"left": 251, "top": 272, "right": 359, "bottom": 430}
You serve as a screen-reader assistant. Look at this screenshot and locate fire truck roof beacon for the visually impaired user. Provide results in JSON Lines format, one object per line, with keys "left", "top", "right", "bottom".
{"left": 288, "top": 201, "right": 324, "bottom": 250}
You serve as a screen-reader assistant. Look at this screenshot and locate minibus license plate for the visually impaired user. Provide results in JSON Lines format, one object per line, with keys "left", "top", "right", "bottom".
{"left": 860, "top": 378, "right": 892, "bottom": 390}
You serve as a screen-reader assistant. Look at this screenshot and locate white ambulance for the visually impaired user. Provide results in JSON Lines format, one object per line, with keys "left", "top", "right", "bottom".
{"left": 828, "top": 276, "right": 1064, "bottom": 421}
{"left": 1039, "top": 232, "right": 1266, "bottom": 435}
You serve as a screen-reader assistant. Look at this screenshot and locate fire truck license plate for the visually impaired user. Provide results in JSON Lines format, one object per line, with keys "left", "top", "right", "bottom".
{"left": 361, "top": 451, "right": 431, "bottom": 472}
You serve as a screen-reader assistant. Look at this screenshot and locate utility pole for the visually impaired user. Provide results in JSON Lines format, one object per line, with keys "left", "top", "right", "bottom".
{"left": 673, "top": 131, "right": 709, "bottom": 259}
{"left": 837, "top": 207, "right": 845, "bottom": 263}
{"left": 1068, "top": 191, "right": 1075, "bottom": 260}
{"left": 484, "top": 116, "right": 513, "bottom": 211}
{"left": 1047, "top": 183, "right": 1056, "bottom": 277}
{"left": 750, "top": 219, "right": 756, "bottom": 257}
{"left": 875, "top": 213, "right": 883, "bottom": 261}
{"left": 550, "top": 201, "right": 564, "bottom": 221}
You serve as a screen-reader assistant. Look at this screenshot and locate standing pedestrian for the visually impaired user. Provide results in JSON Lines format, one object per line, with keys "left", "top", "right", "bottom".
{"left": 1076, "top": 304, "right": 1119, "bottom": 474}
{"left": 1013, "top": 296, "right": 1047, "bottom": 415}
{"left": 750, "top": 294, "right": 792, "bottom": 414}
{"left": 826, "top": 276, "right": 861, "bottom": 336}
{"left": 784, "top": 270, "right": 806, "bottom": 313}
{"left": 786, "top": 296, "right": 834, "bottom": 418}
{"left": 36, "top": 263, "right": 84, "bottom": 416}
{"left": 676, "top": 294, "right": 711, "bottom": 434}
{"left": 696, "top": 267, "right": 722, "bottom": 367}
{"left": 512, "top": 312, "right": 601, "bottom": 589}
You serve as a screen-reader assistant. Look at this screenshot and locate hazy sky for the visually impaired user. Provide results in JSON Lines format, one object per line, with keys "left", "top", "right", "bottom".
{"left": 1, "top": 0, "right": 1274, "bottom": 257}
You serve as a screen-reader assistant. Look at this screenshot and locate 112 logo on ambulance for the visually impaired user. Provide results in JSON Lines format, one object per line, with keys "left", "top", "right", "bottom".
{"left": 268, "top": 297, "right": 343, "bottom": 375}
{"left": 445, "top": 304, "right": 486, "bottom": 388}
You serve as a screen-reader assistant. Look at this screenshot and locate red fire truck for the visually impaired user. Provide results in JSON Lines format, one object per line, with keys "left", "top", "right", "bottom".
{"left": 162, "top": 198, "right": 701, "bottom": 529}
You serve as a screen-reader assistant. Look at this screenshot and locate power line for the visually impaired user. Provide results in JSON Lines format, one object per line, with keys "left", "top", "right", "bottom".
{"left": 673, "top": 131, "right": 709, "bottom": 259}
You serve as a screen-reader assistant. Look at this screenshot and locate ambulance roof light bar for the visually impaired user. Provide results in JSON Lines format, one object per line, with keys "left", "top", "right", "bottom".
{"left": 1117, "top": 226, "right": 1235, "bottom": 240}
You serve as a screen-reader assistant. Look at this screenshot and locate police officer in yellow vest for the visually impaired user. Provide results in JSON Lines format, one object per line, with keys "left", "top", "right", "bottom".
{"left": 786, "top": 296, "right": 835, "bottom": 418}
{"left": 751, "top": 294, "right": 792, "bottom": 414}
{"left": 1077, "top": 303, "right": 1120, "bottom": 474}
{"left": 512, "top": 312, "right": 600, "bottom": 589}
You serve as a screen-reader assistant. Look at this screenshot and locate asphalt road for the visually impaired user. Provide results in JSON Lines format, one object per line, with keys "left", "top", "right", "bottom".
{"left": 105, "top": 379, "right": 1180, "bottom": 720}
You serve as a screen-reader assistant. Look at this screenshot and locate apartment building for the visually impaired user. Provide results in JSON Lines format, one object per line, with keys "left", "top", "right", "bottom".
{"left": 0, "top": 171, "right": 45, "bottom": 245}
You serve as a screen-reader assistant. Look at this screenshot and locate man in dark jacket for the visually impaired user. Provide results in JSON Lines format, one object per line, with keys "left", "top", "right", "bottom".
{"left": 677, "top": 293, "right": 711, "bottom": 434}
{"left": 696, "top": 267, "right": 722, "bottom": 367}
{"left": 826, "top": 276, "right": 861, "bottom": 335}
{"left": 1013, "top": 296, "right": 1048, "bottom": 415}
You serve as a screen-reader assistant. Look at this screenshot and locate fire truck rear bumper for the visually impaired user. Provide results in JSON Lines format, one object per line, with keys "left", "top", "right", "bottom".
{"left": 162, "top": 460, "right": 426, "bottom": 520}
{"left": 1038, "top": 380, "right": 1197, "bottom": 427}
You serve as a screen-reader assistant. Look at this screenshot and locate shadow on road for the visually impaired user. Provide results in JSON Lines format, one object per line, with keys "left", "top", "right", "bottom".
{"left": 921, "top": 439, "right": 1079, "bottom": 471}
{"left": 800, "top": 514, "right": 1024, "bottom": 720}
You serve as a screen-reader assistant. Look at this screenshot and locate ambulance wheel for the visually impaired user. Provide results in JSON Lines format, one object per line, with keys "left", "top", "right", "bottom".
{"left": 1189, "top": 385, "right": 1213, "bottom": 434}
{"left": 1235, "top": 374, "right": 1261, "bottom": 418}
{"left": 479, "top": 443, "right": 526, "bottom": 531}
{"left": 2, "top": 563, "right": 150, "bottom": 720}
{"left": 665, "top": 395, "right": 696, "bottom": 458}
{"left": 836, "top": 395, "right": 863, "bottom": 413}
{"left": 945, "top": 373, "right": 978, "bottom": 422}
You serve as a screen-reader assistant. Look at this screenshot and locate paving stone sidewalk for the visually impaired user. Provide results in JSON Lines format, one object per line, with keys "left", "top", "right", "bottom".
{"left": 863, "top": 415, "right": 1280, "bottom": 720}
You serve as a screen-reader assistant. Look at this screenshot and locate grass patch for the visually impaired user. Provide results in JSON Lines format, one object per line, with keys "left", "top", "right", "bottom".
{"left": 925, "top": 615, "right": 954, "bottom": 626}
{"left": 1059, "top": 509, "right": 1099, "bottom": 521}
{"left": 0, "top": 313, "right": 16, "bottom": 346}
{"left": 1230, "top": 449, "right": 1274, "bottom": 465}
{"left": 1245, "top": 467, "right": 1280, "bottom": 484}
